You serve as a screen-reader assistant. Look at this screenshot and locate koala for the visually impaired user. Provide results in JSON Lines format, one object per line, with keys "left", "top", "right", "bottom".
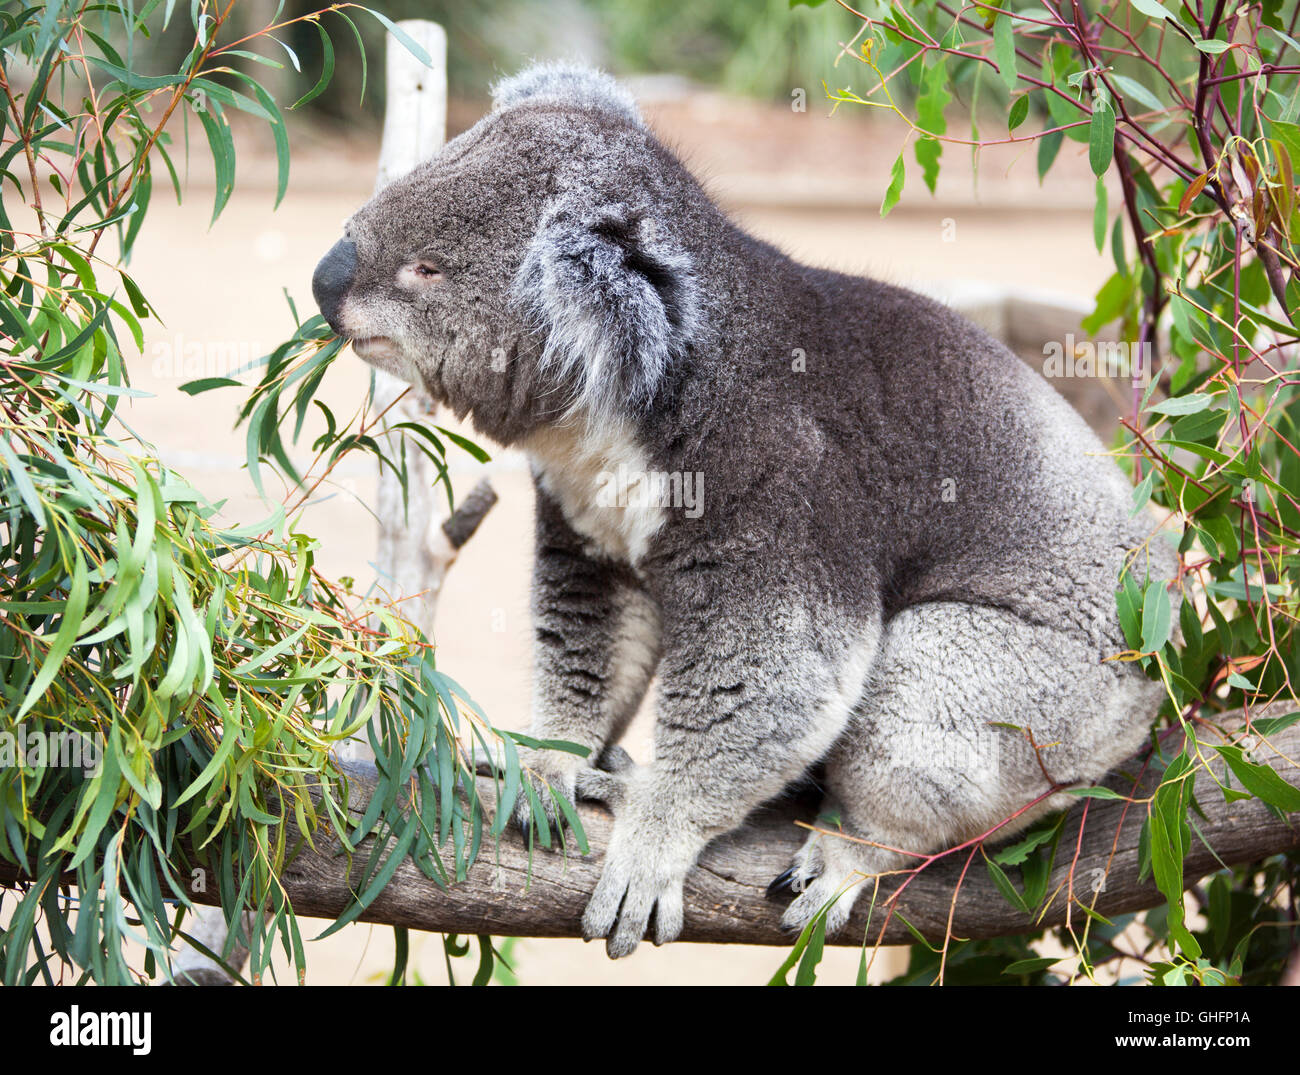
{"left": 312, "top": 63, "right": 1177, "bottom": 958}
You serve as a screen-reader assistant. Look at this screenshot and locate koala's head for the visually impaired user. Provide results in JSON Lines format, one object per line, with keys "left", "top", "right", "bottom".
{"left": 311, "top": 63, "right": 705, "bottom": 444}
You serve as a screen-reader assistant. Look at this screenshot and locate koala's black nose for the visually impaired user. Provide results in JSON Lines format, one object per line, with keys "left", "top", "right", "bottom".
{"left": 311, "top": 238, "right": 356, "bottom": 336}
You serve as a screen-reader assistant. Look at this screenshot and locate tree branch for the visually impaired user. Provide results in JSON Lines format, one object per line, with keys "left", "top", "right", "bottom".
{"left": 2, "top": 716, "right": 1297, "bottom": 950}
{"left": 197, "top": 718, "right": 1300, "bottom": 946}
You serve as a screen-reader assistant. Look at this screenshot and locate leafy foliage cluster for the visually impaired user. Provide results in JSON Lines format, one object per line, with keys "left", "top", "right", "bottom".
{"left": 778, "top": 0, "right": 1300, "bottom": 985}
{"left": 0, "top": 1, "right": 572, "bottom": 985}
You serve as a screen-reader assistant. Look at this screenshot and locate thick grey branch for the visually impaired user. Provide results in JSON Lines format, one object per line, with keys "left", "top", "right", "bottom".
{"left": 4, "top": 717, "right": 1296, "bottom": 949}
{"left": 209, "top": 717, "right": 1300, "bottom": 946}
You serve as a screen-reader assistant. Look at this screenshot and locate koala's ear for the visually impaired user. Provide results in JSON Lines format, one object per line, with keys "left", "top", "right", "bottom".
{"left": 514, "top": 200, "right": 701, "bottom": 418}
{"left": 491, "top": 62, "right": 643, "bottom": 127}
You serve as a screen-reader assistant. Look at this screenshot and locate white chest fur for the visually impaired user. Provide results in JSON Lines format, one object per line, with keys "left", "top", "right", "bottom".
{"left": 523, "top": 419, "right": 667, "bottom": 567}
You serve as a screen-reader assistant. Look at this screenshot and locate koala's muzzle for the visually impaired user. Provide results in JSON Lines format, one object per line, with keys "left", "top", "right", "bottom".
{"left": 311, "top": 238, "right": 356, "bottom": 336}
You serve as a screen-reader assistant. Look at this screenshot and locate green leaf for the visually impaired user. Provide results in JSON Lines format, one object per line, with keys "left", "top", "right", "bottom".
{"left": 992, "top": 817, "right": 1062, "bottom": 865}
{"left": 1141, "top": 581, "right": 1172, "bottom": 653}
{"left": 1003, "top": 956, "right": 1063, "bottom": 975}
{"left": 1252, "top": 712, "right": 1300, "bottom": 738}
{"left": 1065, "top": 785, "right": 1127, "bottom": 800}
{"left": 1116, "top": 571, "right": 1144, "bottom": 650}
{"left": 548, "top": 787, "right": 590, "bottom": 855}
{"left": 1008, "top": 94, "right": 1029, "bottom": 132}
{"left": 435, "top": 426, "right": 491, "bottom": 463}
{"left": 1269, "top": 120, "right": 1300, "bottom": 167}
{"left": 363, "top": 10, "right": 433, "bottom": 67}
{"left": 1111, "top": 215, "right": 1127, "bottom": 277}
{"left": 984, "top": 857, "right": 1030, "bottom": 913}
{"left": 173, "top": 690, "right": 242, "bottom": 807}
{"left": 1149, "top": 393, "right": 1213, "bottom": 416}
{"left": 0, "top": 437, "right": 44, "bottom": 518}
{"left": 993, "top": 14, "right": 1018, "bottom": 93}
{"left": 881, "top": 153, "right": 905, "bottom": 217}
{"left": 194, "top": 102, "right": 236, "bottom": 225}
{"left": 85, "top": 56, "right": 187, "bottom": 91}
{"left": 917, "top": 58, "right": 952, "bottom": 137}
{"left": 915, "top": 137, "right": 942, "bottom": 195}
{"left": 1130, "top": 0, "right": 1174, "bottom": 21}
{"left": 506, "top": 732, "right": 591, "bottom": 757}
{"left": 242, "top": 77, "right": 290, "bottom": 209}
{"left": 179, "top": 377, "right": 241, "bottom": 395}
{"left": 471, "top": 935, "right": 494, "bottom": 987}
{"left": 1089, "top": 98, "right": 1115, "bottom": 176}
{"left": 1215, "top": 746, "right": 1300, "bottom": 812}
{"left": 1149, "top": 752, "right": 1200, "bottom": 958}
{"left": 119, "top": 272, "right": 153, "bottom": 320}
{"left": 794, "top": 912, "right": 826, "bottom": 986}
{"left": 1130, "top": 469, "right": 1154, "bottom": 514}
{"left": 914, "top": 59, "right": 951, "bottom": 195}
{"left": 16, "top": 553, "right": 89, "bottom": 719}
{"left": 1169, "top": 407, "right": 1225, "bottom": 443}
{"left": 768, "top": 904, "right": 827, "bottom": 985}
{"left": 1109, "top": 74, "right": 1165, "bottom": 114}
{"left": 315, "top": 812, "right": 421, "bottom": 939}
{"left": 292, "top": 22, "right": 335, "bottom": 110}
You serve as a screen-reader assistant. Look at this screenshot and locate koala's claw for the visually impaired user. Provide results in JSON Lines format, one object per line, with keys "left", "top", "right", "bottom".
{"left": 509, "top": 757, "right": 574, "bottom": 848}
{"left": 511, "top": 744, "right": 640, "bottom": 843}
{"left": 773, "top": 834, "right": 867, "bottom": 933}
{"left": 582, "top": 866, "right": 686, "bottom": 958}
{"left": 777, "top": 836, "right": 869, "bottom": 936}
{"left": 768, "top": 834, "right": 825, "bottom": 899}
{"left": 582, "top": 794, "right": 699, "bottom": 957}
{"left": 511, "top": 785, "right": 562, "bottom": 846}
{"left": 765, "top": 866, "right": 802, "bottom": 901}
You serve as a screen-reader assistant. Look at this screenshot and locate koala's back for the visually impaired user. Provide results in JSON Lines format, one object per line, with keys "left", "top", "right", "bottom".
{"left": 648, "top": 243, "right": 1172, "bottom": 641}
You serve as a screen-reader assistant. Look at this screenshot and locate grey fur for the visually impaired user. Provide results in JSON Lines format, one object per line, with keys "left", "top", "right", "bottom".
{"left": 492, "top": 62, "right": 642, "bottom": 127}
{"left": 312, "top": 65, "right": 1178, "bottom": 958}
{"left": 515, "top": 196, "right": 701, "bottom": 421}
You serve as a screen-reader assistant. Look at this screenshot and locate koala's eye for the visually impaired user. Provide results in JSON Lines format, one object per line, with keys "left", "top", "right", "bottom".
{"left": 398, "top": 261, "right": 444, "bottom": 288}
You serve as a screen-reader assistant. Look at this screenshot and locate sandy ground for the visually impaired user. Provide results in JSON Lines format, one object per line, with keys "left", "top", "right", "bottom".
{"left": 80, "top": 91, "right": 1115, "bottom": 984}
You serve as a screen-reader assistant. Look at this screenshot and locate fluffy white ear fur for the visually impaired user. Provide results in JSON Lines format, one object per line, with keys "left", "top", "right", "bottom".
{"left": 513, "top": 199, "right": 701, "bottom": 422}
{"left": 491, "top": 62, "right": 643, "bottom": 127}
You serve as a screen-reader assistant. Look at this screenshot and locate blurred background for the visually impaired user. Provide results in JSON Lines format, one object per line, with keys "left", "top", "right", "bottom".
{"left": 115, "top": 0, "right": 1122, "bottom": 984}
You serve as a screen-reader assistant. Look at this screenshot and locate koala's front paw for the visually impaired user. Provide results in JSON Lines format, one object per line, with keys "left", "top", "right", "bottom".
{"left": 581, "top": 780, "right": 703, "bottom": 958}
{"left": 511, "top": 743, "right": 637, "bottom": 844}
{"left": 510, "top": 747, "right": 582, "bottom": 847}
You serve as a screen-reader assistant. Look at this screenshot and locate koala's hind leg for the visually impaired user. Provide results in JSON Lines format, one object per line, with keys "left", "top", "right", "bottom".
{"left": 779, "top": 600, "right": 1162, "bottom": 936}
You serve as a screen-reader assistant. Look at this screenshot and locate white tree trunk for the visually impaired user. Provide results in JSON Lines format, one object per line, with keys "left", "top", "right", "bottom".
{"left": 372, "top": 20, "right": 449, "bottom": 639}
{"left": 175, "top": 21, "right": 454, "bottom": 986}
